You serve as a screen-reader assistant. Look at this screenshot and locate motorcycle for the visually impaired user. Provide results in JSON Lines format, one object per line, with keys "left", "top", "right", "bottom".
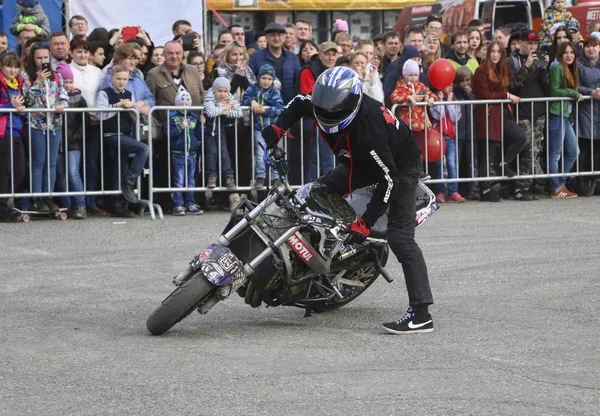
{"left": 146, "top": 148, "right": 439, "bottom": 335}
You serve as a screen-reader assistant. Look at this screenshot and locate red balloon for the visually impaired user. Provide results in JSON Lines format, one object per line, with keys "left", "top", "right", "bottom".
{"left": 415, "top": 129, "right": 446, "bottom": 162}
{"left": 428, "top": 59, "right": 456, "bottom": 91}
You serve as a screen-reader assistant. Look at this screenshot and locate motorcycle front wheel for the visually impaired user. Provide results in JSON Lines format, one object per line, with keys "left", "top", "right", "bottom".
{"left": 146, "top": 272, "right": 216, "bottom": 335}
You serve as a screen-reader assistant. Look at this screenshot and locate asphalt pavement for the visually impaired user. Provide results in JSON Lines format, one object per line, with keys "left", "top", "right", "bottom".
{"left": 1, "top": 197, "right": 599, "bottom": 415}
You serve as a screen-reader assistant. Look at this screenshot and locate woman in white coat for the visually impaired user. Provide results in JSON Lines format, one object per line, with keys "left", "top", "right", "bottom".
{"left": 350, "top": 52, "right": 384, "bottom": 103}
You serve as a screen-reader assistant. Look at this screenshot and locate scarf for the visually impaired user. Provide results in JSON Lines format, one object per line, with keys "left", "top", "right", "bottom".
{"left": 4, "top": 75, "right": 18, "bottom": 90}
{"left": 216, "top": 63, "right": 257, "bottom": 85}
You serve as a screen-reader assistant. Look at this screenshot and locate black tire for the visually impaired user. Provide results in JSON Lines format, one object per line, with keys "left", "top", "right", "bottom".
{"left": 146, "top": 272, "right": 216, "bottom": 335}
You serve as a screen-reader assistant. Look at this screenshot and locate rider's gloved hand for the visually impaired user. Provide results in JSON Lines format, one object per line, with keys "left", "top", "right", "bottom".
{"left": 261, "top": 124, "right": 281, "bottom": 150}
{"left": 262, "top": 124, "right": 294, "bottom": 149}
{"left": 344, "top": 216, "right": 371, "bottom": 245}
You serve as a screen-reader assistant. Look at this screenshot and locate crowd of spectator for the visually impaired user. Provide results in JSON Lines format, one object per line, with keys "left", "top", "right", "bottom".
{"left": 1, "top": 0, "right": 600, "bottom": 223}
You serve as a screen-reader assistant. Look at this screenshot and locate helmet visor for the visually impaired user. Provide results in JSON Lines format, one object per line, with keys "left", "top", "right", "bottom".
{"left": 312, "top": 83, "right": 360, "bottom": 111}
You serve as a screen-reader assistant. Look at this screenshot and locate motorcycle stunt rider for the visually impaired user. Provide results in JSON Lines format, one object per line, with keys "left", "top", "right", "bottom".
{"left": 262, "top": 67, "right": 434, "bottom": 334}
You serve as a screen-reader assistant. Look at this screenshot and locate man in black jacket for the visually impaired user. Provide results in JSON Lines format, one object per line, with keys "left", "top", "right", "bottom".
{"left": 262, "top": 67, "right": 434, "bottom": 334}
{"left": 507, "top": 30, "right": 549, "bottom": 200}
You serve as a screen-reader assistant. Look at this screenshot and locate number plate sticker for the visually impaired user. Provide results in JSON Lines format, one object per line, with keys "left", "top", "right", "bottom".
{"left": 190, "top": 243, "right": 244, "bottom": 286}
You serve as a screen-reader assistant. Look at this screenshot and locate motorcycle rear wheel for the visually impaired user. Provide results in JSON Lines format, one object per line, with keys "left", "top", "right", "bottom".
{"left": 311, "top": 247, "right": 388, "bottom": 313}
{"left": 146, "top": 272, "right": 216, "bottom": 335}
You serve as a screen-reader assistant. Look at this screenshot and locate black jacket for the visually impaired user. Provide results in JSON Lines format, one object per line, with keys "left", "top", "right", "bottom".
{"left": 264, "top": 94, "right": 421, "bottom": 227}
{"left": 63, "top": 89, "right": 89, "bottom": 151}
{"left": 507, "top": 52, "right": 549, "bottom": 119}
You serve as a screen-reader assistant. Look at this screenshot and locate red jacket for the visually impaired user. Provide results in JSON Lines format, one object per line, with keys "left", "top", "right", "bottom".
{"left": 0, "top": 75, "right": 24, "bottom": 139}
{"left": 473, "top": 65, "right": 514, "bottom": 141}
{"left": 390, "top": 78, "right": 437, "bottom": 132}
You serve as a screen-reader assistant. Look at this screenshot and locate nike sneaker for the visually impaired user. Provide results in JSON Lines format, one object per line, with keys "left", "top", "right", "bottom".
{"left": 382, "top": 307, "right": 434, "bottom": 334}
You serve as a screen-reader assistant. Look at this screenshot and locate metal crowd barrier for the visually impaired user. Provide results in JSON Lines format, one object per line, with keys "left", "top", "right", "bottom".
{"left": 391, "top": 95, "right": 600, "bottom": 185}
{"left": 3, "top": 97, "right": 599, "bottom": 222}
{"left": 147, "top": 105, "right": 332, "bottom": 206}
{"left": 0, "top": 107, "right": 160, "bottom": 219}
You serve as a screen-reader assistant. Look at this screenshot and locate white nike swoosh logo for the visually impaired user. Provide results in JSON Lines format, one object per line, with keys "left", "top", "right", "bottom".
{"left": 408, "top": 320, "right": 432, "bottom": 329}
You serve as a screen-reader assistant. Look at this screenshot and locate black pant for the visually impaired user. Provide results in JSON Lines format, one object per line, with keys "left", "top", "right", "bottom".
{"left": 0, "top": 136, "right": 25, "bottom": 214}
{"left": 478, "top": 118, "right": 527, "bottom": 189}
{"left": 318, "top": 157, "right": 433, "bottom": 306}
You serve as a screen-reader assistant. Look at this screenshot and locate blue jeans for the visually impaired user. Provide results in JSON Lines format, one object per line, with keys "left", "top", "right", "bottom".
{"left": 55, "top": 150, "right": 85, "bottom": 208}
{"left": 106, "top": 134, "right": 149, "bottom": 207}
{"left": 30, "top": 128, "right": 61, "bottom": 193}
{"left": 548, "top": 115, "right": 579, "bottom": 191}
{"left": 254, "top": 129, "right": 278, "bottom": 180}
{"left": 205, "top": 122, "right": 233, "bottom": 176}
{"left": 84, "top": 125, "right": 101, "bottom": 208}
{"left": 171, "top": 153, "right": 197, "bottom": 207}
{"left": 106, "top": 134, "right": 149, "bottom": 186}
{"left": 433, "top": 137, "right": 458, "bottom": 194}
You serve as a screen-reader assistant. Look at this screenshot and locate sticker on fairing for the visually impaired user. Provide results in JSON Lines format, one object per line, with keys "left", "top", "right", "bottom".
{"left": 190, "top": 243, "right": 244, "bottom": 286}
{"left": 287, "top": 233, "right": 315, "bottom": 262}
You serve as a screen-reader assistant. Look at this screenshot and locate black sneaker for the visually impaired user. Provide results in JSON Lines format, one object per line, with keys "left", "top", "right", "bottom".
{"left": 121, "top": 181, "right": 138, "bottom": 204}
{"left": 382, "top": 307, "right": 434, "bottom": 334}
{"left": 31, "top": 198, "right": 50, "bottom": 212}
{"left": 225, "top": 175, "right": 237, "bottom": 191}
{"left": 45, "top": 198, "right": 60, "bottom": 212}
{"left": 513, "top": 189, "right": 536, "bottom": 201}
{"left": 111, "top": 206, "right": 135, "bottom": 218}
{"left": 494, "top": 164, "right": 517, "bottom": 178}
{"left": 467, "top": 190, "right": 481, "bottom": 201}
{"left": 480, "top": 189, "right": 502, "bottom": 202}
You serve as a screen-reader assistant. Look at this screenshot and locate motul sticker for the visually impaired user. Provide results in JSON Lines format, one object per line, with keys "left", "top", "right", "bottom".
{"left": 287, "top": 234, "right": 315, "bottom": 262}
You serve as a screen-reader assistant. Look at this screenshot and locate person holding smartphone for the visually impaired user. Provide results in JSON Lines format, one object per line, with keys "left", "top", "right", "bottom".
{"left": 21, "top": 42, "right": 69, "bottom": 213}
{"left": 506, "top": 30, "right": 550, "bottom": 200}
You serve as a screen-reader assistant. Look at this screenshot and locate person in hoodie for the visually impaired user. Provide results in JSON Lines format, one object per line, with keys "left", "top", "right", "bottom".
{"left": 164, "top": 90, "right": 203, "bottom": 216}
{"left": 10, "top": 0, "right": 51, "bottom": 41}
{"left": 0, "top": 52, "right": 26, "bottom": 222}
{"left": 242, "top": 64, "right": 284, "bottom": 190}
{"left": 446, "top": 31, "right": 479, "bottom": 74}
{"left": 203, "top": 77, "right": 243, "bottom": 190}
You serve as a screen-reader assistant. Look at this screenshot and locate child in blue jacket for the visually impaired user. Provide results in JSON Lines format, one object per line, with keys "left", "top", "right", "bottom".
{"left": 242, "top": 64, "right": 284, "bottom": 190}
{"left": 163, "top": 90, "right": 203, "bottom": 216}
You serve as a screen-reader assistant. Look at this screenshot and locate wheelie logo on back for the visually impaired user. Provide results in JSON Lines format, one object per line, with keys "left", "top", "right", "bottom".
{"left": 287, "top": 233, "right": 315, "bottom": 262}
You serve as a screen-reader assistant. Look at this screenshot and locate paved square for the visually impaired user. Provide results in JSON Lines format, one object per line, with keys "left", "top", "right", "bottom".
{"left": 1, "top": 198, "right": 598, "bottom": 415}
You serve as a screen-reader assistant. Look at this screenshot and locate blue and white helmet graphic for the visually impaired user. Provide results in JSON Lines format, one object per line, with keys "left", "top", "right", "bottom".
{"left": 312, "top": 67, "right": 363, "bottom": 134}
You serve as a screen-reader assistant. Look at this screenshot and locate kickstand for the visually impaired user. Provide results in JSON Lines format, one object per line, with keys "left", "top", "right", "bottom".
{"left": 303, "top": 307, "right": 313, "bottom": 318}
